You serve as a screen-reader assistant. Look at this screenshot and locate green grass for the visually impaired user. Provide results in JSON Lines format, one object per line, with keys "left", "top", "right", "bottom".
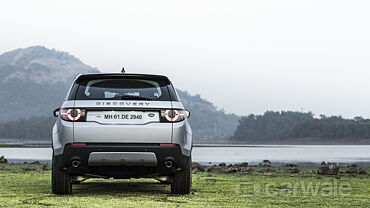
{"left": 0, "top": 164, "right": 369, "bottom": 208}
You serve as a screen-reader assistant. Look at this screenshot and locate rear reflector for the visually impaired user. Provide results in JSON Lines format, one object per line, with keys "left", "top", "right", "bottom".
{"left": 67, "top": 143, "right": 86, "bottom": 146}
{"left": 160, "top": 143, "right": 178, "bottom": 147}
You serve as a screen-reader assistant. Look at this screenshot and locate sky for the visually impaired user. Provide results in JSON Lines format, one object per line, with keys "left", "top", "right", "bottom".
{"left": 1, "top": 0, "right": 370, "bottom": 118}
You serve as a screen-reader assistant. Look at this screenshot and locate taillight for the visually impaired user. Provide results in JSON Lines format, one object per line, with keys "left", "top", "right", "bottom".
{"left": 60, "top": 108, "right": 86, "bottom": 122}
{"left": 160, "top": 109, "right": 186, "bottom": 122}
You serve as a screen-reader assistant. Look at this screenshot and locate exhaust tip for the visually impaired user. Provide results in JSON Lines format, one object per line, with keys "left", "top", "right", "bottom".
{"left": 164, "top": 160, "right": 173, "bottom": 168}
{"left": 71, "top": 160, "right": 80, "bottom": 168}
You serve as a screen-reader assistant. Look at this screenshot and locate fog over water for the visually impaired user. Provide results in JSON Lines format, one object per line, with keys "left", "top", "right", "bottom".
{"left": 1, "top": 0, "right": 370, "bottom": 118}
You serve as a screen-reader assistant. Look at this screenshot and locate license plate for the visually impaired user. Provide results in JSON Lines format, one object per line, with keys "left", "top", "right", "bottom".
{"left": 86, "top": 111, "right": 159, "bottom": 124}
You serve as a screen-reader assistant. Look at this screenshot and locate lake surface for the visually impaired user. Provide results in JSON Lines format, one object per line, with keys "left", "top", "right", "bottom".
{"left": 1, "top": 145, "right": 369, "bottom": 165}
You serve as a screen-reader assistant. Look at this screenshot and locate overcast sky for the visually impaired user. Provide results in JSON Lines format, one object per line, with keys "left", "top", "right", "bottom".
{"left": 1, "top": 0, "right": 370, "bottom": 118}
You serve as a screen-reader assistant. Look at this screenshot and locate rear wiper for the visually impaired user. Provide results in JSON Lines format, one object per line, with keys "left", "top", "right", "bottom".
{"left": 120, "top": 95, "right": 153, "bottom": 100}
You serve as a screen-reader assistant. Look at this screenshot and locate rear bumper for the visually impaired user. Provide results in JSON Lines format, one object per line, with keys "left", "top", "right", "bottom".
{"left": 54, "top": 144, "right": 190, "bottom": 178}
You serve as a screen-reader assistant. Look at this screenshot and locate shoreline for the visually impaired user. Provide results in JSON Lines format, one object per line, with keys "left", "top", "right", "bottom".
{"left": 2, "top": 159, "right": 370, "bottom": 167}
{"left": 1, "top": 144, "right": 370, "bottom": 166}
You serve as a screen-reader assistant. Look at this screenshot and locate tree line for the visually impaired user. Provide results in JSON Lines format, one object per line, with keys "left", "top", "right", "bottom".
{"left": 231, "top": 111, "right": 370, "bottom": 141}
{"left": 1, "top": 111, "right": 370, "bottom": 142}
{"left": 0, "top": 116, "right": 55, "bottom": 141}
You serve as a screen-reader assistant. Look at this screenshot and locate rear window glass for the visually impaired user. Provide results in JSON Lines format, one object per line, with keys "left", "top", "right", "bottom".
{"left": 74, "top": 78, "right": 172, "bottom": 101}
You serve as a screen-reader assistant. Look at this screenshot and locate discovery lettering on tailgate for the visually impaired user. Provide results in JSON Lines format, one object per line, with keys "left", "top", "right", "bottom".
{"left": 96, "top": 102, "right": 150, "bottom": 106}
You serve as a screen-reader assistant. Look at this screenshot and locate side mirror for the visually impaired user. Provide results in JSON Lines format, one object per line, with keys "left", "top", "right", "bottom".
{"left": 53, "top": 108, "right": 60, "bottom": 117}
{"left": 185, "top": 109, "right": 191, "bottom": 118}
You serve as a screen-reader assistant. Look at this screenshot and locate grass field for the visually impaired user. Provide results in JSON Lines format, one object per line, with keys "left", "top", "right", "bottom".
{"left": 0, "top": 164, "right": 369, "bottom": 208}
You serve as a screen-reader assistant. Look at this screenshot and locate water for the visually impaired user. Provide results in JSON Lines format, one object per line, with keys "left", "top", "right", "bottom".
{"left": 0, "top": 148, "right": 52, "bottom": 164}
{"left": 193, "top": 145, "right": 370, "bottom": 165}
{"left": 1, "top": 145, "right": 369, "bottom": 165}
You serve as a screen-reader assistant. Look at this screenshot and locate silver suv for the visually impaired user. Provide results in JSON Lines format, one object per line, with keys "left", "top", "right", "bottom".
{"left": 52, "top": 73, "right": 192, "bottom": 195}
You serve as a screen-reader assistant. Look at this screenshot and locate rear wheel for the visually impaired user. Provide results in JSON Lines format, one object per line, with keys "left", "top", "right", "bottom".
{"left": 171, "top": 157, "right": 192, "bottom": 194}
{"left": 52, "top": 154, "right": 72, "bottom": 195}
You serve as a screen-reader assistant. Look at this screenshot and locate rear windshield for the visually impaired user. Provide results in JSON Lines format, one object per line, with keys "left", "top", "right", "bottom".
{"left": 73, "top": 77, "right": 173, "bottom": 101}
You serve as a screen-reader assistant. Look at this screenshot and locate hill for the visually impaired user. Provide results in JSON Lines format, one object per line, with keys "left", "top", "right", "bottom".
{"left": 0, "top": 46, "right": 99, "bottom": 121}
{"left": 176, "top": 91, "right": 239, "bottom": 141}
{"left": 0, "top": 46, "right": 238, "bottom": 141}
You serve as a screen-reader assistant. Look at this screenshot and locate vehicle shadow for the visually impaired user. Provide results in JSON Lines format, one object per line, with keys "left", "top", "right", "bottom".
{"left": 72, "top": 181, "right": 170, "bottom": 195}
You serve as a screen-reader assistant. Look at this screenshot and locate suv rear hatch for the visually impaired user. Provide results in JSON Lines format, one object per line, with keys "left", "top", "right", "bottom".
{"left": 69, "top": 74, "right": 176, "bottom": 144}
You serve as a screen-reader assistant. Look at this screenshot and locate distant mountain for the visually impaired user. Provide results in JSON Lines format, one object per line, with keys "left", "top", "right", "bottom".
{"left": 0, "top": 46, "right": 239, "bottom": 141}
{"left": 0, "top": 46, "right": 98, "bottom": 121}
{"left": 0, "top": 46, "right": 98, "bottom": 84}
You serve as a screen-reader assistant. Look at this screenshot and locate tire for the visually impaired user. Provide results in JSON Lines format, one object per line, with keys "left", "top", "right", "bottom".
{"left": 52, "top": 154, "right": 72, "bottom": 195}
{"left": 171, "top": 157, "right": 192, "bottom": 194}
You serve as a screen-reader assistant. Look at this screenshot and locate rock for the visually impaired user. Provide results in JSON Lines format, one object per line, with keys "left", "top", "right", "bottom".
{"left": 196, "top": 166, "right": 206, "bottom": 172}
{"left": 259, "top": 160, "right": 272, "bottom": 167}
{"left": 192, "top": 167, "right": 206, "bottom": 173}
{"left": 219, "top": 162, "right": 226, "bottom": 167}
{"left": 192, "top": 168, "right": 200, "bottom": 173}
{"left": 192, "top": 162, "right": 202, "bottom": 167}
{"left": 306, "top": 170, "right": 315, "bottom": 174}
{"left": 22, "top": 167, "right": 37, "bottom": 171}
{"left": 42, "top": 164, "right": 50, "bottom": 171}
{"left": 285, "top": 163, "right": 298, "bottom": 167}
{"left": 317, "top": 162, "right": 340, "bottom": 175}
{"left": 318, "top": 162, "right": 329, "bottom": 174}
{"left": 235, "top": 162, "right": 249, "bottom": 167}
{"left": 259, "top": 167, "right": 273, "bottom": 173}
{"left": 346, "top": 164, "right": 361, "bottom": 174}
{"left": 346, "top": 166, "right": 359, "bottom": 174}
{"left": 347, "top": 163, "right": 358, "bottom": 168}
{"left": 192, "top": 162, "right": 206, "bottom": 173}
{"left": 0, "top": 156, "right": 8, "bottom": 164}
{"left": 0, "top": 166, "right": 9, "bottom": 170}
{"left": 287, "top": 167, "right": 300, "bottom": 173}
{"left": 359, "top": 168, "right": 367, "bottom": 175}
{"left": 30, "top": 161, "right": 41, "bottom": 165}
{"left": 207, "top": 167, "right": 225, "bottom": 174}
{"left": 225, "top": 167, "right": 239, "bottom": 174}
{"left": 241, "top": 167, "right": 253, "bottom": 173}
{"left": 192, "top": 162, "right": 206, "bottom": 171}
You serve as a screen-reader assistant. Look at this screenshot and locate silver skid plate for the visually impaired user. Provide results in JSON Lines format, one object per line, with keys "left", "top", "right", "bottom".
{"left": 88, "top": 152, "right": 157, "bottom": 166}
